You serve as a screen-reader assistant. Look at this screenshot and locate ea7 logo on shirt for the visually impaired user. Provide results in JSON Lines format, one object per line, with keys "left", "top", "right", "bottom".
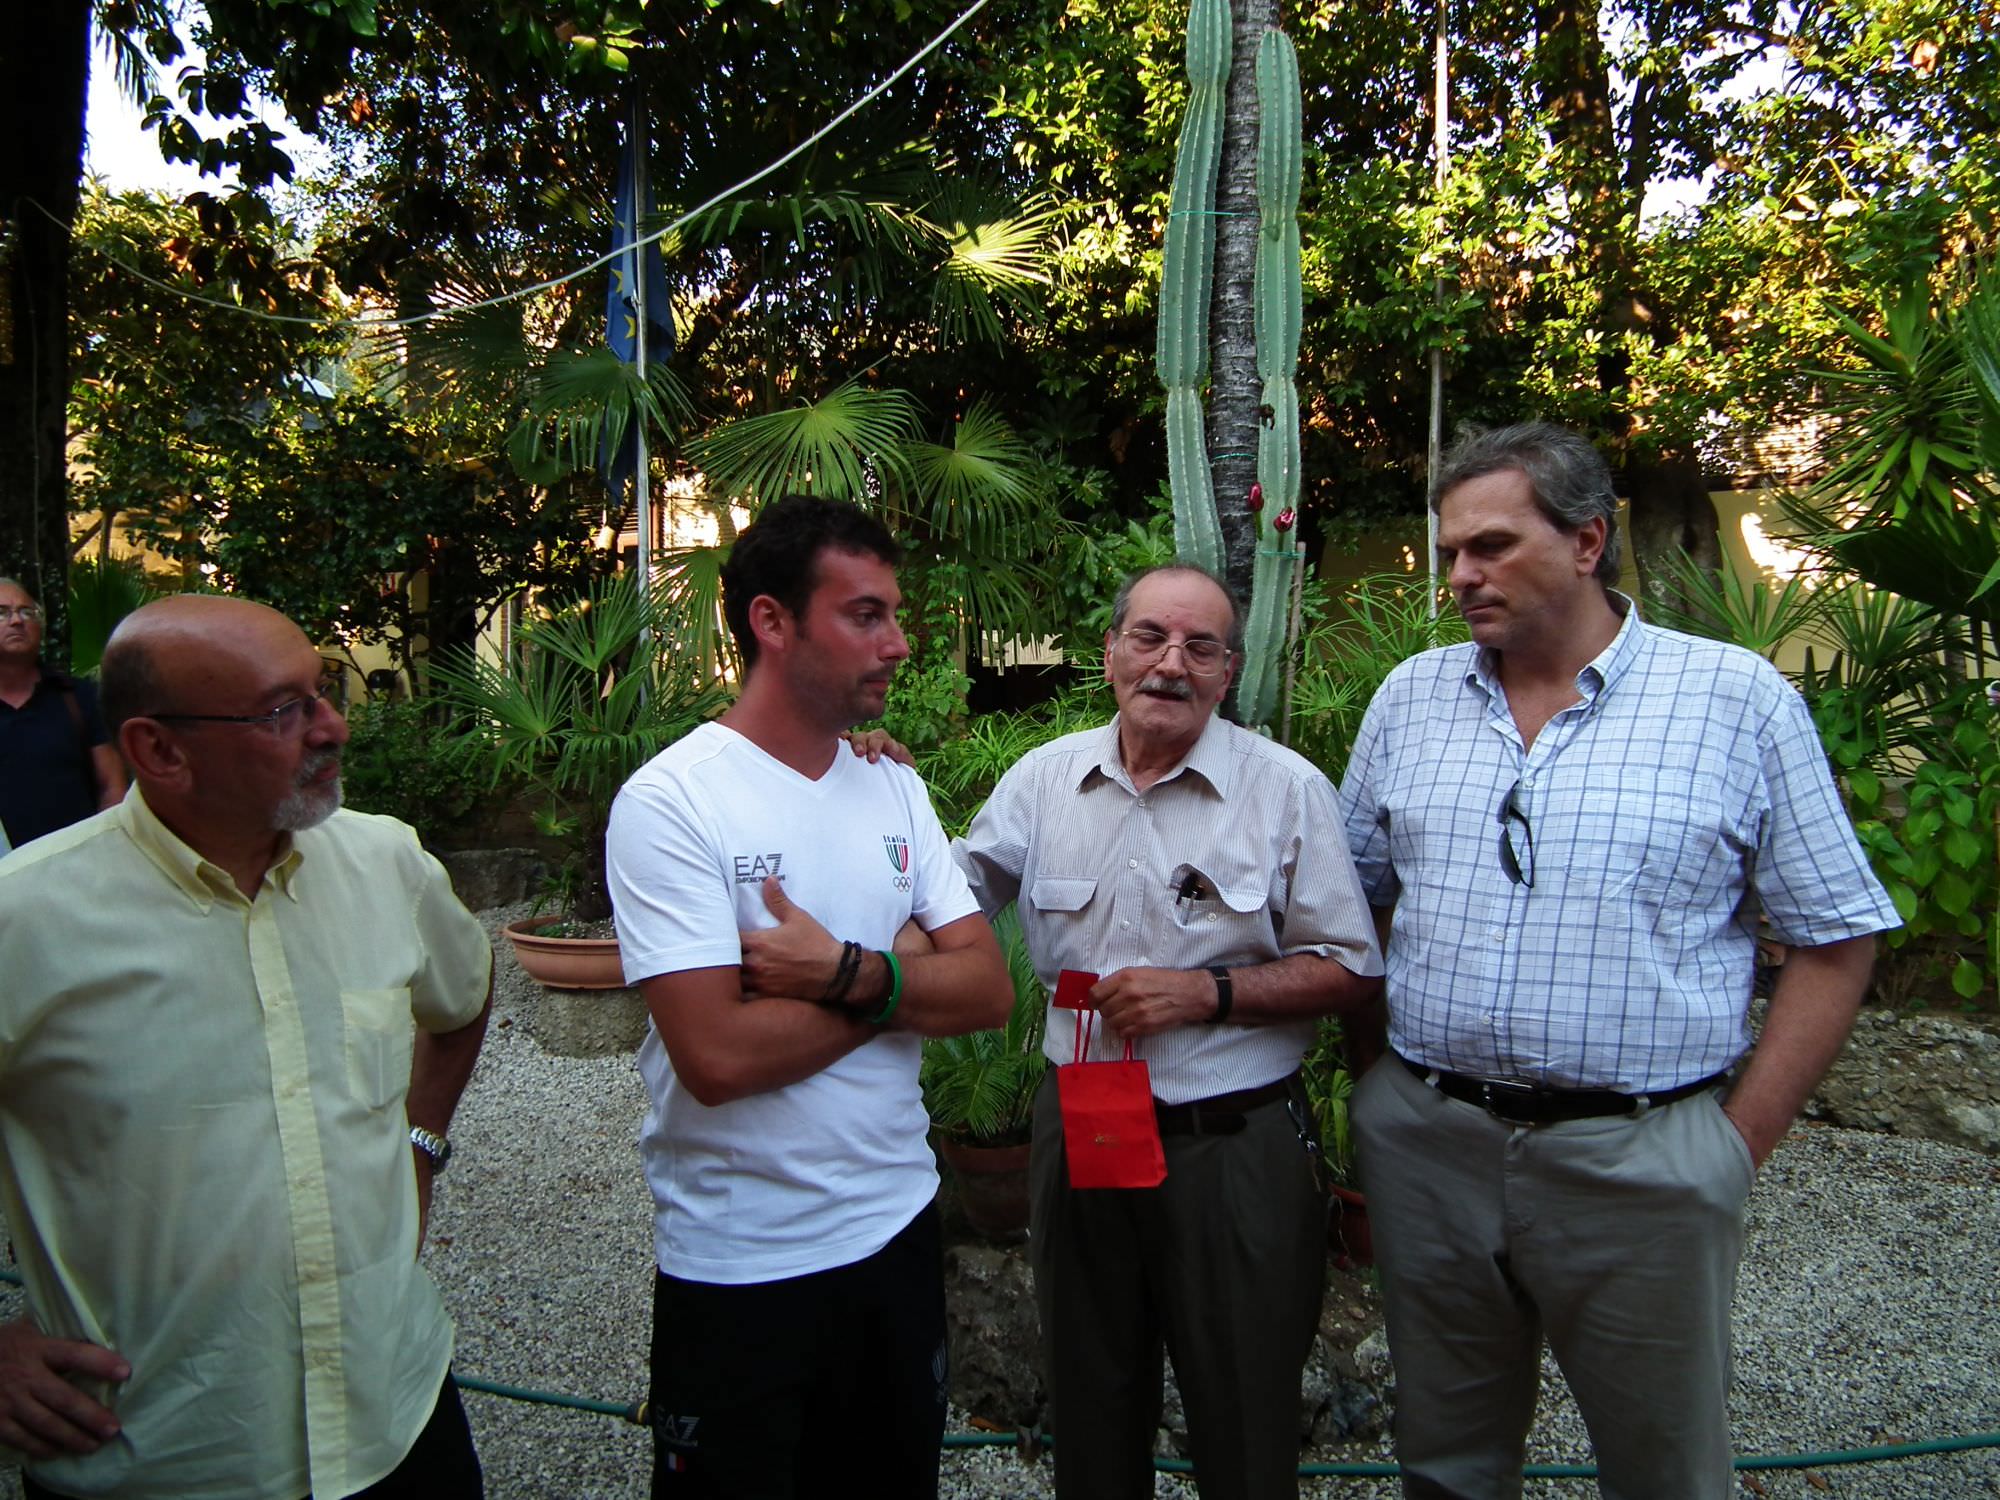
{"left": 733, "top": 852, "right": 783, "bottom": 885}
{"left": 883, "top": 835, "right": 913, "bottom": 891}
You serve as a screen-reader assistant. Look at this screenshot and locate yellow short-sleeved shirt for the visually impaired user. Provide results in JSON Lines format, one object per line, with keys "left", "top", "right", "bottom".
{"left": 0, "top": 787, "right": 492, "bottom": 1500}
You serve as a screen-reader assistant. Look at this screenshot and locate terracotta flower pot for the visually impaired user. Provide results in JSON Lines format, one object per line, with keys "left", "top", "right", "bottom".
{"left": 1330, "top": 1183, "right": 1373, "bottom": 1268}
{"left": 503, "top": 918, "right": 626, "bottom": 990}
{"left": 938, "top": 1136, "right": 1033, "bottom": 1240}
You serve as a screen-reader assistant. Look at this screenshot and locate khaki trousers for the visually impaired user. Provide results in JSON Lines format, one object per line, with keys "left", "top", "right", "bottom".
{"left": 1353, "top": 1055, "right": 1754, "bottom": 1500}
{"left": 1029, "top": 1068, "right": 1327, "bottom": 1500}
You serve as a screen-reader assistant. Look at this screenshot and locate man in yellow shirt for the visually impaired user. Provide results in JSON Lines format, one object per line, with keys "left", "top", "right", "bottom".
{"left": 0, "top": 596, "right": 492, "bottom": 1500}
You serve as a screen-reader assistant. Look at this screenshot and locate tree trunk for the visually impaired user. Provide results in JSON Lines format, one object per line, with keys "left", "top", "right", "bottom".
{"left": 1625, "top": 453, "right": 1721, "bottom": 621}
{"left": 0, "top": 0, "right": 91, "bottom": 665}
{"left": 1208, "top": 0, "right": 1271, "bottom": 611}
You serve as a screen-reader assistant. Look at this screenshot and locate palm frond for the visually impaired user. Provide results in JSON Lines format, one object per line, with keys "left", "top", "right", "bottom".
{"left": 507, "top": 349, "right": 692, "bottom": 483}
{"left": 1645, "top": 547, "right": 1829, "bottom": 660}
{"left": 901, "top": 399, "right": 1043, "bottom": 554}
{"left": 652, "top": 541, "right": 736, "bottom": 688}
{"left": 690, "top": 382, "right": 921, "bottom": 504}
{"left": 925, "top": 187, "right": 1064, "bottom": 346}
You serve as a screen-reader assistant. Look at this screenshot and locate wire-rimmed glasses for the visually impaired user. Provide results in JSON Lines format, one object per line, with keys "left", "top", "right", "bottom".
{"left": 1114, "top": 628, "right": 1232, "bottom": 676}
{"left": 148, "top": 682, "right": 340, "bottom": 738}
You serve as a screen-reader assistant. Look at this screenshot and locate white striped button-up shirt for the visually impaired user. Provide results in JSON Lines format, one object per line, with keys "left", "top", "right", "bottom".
{"left": 954, "top": 714, "right": 1382, "bottom": 1105}
{"left": 1338, "top": 599, "right": 1900, "bottom": 1093}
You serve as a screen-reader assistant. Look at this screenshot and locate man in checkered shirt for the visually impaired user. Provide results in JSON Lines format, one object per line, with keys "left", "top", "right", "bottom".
{"left": 1338, "top": 422, "right": 1900, "bottom": 1500}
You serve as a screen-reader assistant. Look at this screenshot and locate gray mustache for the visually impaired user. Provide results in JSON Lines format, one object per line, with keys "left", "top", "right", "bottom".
{"left": 297, "top": 749, "right": 342, "bottom": 786}
{"left": 1136, "top": 676, "right": 1193, "bottom": 701}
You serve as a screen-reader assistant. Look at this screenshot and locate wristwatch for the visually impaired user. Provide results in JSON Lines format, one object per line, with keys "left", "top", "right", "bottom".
{"left": 409, "top": 1126, "right": 453, "bottom": 1172}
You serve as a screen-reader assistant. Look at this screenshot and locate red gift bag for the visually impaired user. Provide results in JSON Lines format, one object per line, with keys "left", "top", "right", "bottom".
{"left": 1056, "top": 1004, "right": 1167, "bottom": 1189}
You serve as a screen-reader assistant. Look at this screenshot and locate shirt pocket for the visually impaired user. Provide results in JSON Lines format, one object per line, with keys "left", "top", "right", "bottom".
{"left": 342, "top": 987, "right": 415, "bottom": 1111}
{"left": 1029, "top": 876, "right": 1099, "bottom": 915}
{"left": 1169, "top": 875, "right": 1268, "bottom": 933}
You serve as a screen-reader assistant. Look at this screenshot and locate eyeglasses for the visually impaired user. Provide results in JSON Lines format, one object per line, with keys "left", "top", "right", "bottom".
{"left": 1115, "top": 628, "right": 1232, "bottom": 676}
{"left": 0, "top": 605, "right": 45, "bottom": 623}
{"left": 1497, "top": 779, "right": 1535, "bottom": 888}
{"left": 149, "top": 682, "right": 340, "bottom": 737}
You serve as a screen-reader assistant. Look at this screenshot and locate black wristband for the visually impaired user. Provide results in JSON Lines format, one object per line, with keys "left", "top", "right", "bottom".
{"left": 1206, "top": 965, "right": 1233, "bottom": 1025}
{"left": 822, "top": 940, "right": 864, "bottom": 1006}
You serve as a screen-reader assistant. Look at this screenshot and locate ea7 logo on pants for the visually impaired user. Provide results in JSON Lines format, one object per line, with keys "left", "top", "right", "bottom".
{"left": 656, "top": 1413, "right": 700, "bottom": 1446}
{"left": 733, "top": 853, "right": 783, "bottom": 885}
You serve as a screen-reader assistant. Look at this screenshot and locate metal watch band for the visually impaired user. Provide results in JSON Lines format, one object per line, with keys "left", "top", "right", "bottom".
{"left": 409, "top": 1126, "right": 452, "bottom": 1171}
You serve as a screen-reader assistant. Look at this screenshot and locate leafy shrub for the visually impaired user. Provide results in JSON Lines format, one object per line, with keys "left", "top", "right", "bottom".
{"left": 1847, "top": 690, "right": 1999, "bottom": 1007}
{"left": 921, "top": 904, "right": 1047, "bottom": 1146}
{"left": 340, "top": 699, "right": 487, "bottom": 847}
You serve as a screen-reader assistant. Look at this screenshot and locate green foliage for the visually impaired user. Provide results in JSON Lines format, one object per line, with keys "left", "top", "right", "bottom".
{"left": 1048, "top": 499, "right": 1178, "bottom": 660}
{"left": 1846, "top": 691, "right": 2000, "bottom": 1008}
{"left": 339, "top": 698, "right": 489, "bottom": 847}
{"left": 65, "top": 557, "right": 164, "bottom": 678}
{"left": 1778, "top": 272, "right": 2000, "bottom": 631}
{"left": 878, "top": 579, "right": 972, "bottom": 755}
{"left": 683, "top": 387, "right": 1065, "bottom": 657}
{"left": 1301, "top": 1017, "right": 1354, "bottom": 1180}
{"left": 428, "top": 574, "right": 728, "bottom": 922}
{"left": 920, "top": 904, "right": 1048, "bottom": 1146}
{"left": 918, "top": 680, "right": 1110, "bottom": 837}
{"left": 1646, "top": 548, "right": 1828, "bottom": 664}
{"left": 1287, "top": 574, "right": 1468, "bottom": 786}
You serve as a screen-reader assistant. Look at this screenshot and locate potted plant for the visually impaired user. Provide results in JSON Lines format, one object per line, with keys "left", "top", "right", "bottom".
{"left": 430, "top": 573, "right": 726, "bottom": 988}
{"left": 921, "top": 904, "right": 1048, "bottom": 1239}
{"left": 1303, "top": 1017, "right": 1371, "bottom": 1267}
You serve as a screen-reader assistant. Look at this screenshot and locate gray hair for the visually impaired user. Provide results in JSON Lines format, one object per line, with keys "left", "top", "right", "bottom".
{"left": 0, "top": 576, "right": 32, "bottom": 601}
{"left": 1431, "top": 422, "right": 1623, "bottom": 583}
{"left": 1109, "top": 564, "right": 1244, "bottom": 655}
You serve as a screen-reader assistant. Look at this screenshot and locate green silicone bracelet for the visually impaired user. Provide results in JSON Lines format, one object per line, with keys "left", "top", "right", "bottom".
{"left": 869, "top": 950, "right": 904, "bottom": 1026}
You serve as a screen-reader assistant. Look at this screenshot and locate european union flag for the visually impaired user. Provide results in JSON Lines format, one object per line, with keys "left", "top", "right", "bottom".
{"left": 604, "top": 131, "right": 674, "bottom": 504}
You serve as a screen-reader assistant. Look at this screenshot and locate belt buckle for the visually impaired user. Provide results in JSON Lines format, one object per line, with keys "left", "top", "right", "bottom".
{"left": 1477, "top": 1078, "right": 1544, "bottom": 1126}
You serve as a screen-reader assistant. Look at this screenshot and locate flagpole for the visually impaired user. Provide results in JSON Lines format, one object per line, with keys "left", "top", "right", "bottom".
{"left": 1426, "top": 0, "right": 1448, "bottom": 623}
{"left": 631, "top": 98, "right": 653, "bottom": 594}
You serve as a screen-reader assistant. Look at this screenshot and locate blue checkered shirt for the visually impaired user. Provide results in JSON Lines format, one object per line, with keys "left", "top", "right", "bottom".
{"left": 1338, "top": 598, "right": 1900, "bottom": 1093}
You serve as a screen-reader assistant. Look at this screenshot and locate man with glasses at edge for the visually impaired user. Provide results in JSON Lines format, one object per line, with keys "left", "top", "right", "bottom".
{"left": 1337, "top": 422, "right": 1900, "bottom": 1500}
{"left": 0, "top": 578, "right": 126, "bottom": 854}
{"left": 953, "top": 564, "right": 1383, "bottom": 1500}
{"left": 0, "top": 594, "right": 492, "bottom": 1499}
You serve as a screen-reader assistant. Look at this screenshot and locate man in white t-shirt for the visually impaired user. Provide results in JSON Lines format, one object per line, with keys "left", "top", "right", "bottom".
{"left": 606, "top": 495, "right": 1013, "bottom": 1499}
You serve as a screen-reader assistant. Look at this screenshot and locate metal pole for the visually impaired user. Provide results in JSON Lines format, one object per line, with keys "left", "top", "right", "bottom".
{"left": 1425, "top": 0, "right": 1448, "bottom": 621}
{"left": 631, "top": 98, "right": 652, "bottom": 594}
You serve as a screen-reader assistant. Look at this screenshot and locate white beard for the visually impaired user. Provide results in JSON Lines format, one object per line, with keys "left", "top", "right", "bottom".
{"left": 274, "top": 754, "right": 343, "bottom": 832}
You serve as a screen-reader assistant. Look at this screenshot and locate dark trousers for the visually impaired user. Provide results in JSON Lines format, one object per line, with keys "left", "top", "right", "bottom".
{"left": 1030, "top": 1069, "right": 1327, "bottom": 1500}
{"left": 23, "top": 1375, "right": 481, "bottom": 1500}
{"left": 647, "top": 1203, "right": 948, "bottom": 1499}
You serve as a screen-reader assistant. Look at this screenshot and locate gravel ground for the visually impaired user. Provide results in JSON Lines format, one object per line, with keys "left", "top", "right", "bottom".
{"left": 6, "top": 901, "right": 1999, "bottom": 1498}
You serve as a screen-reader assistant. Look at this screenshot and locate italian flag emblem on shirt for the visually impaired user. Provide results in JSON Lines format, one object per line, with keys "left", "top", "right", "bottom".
{"left": 883, "top": 835, "right": 910, "bottom": 873}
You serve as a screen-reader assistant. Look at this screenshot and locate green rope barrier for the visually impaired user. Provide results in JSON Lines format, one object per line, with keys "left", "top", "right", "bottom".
{"left": 452, "top": 1374, "right": 640, "bottom": 1423}
{"left": 7, "top": 1270, "right": 1996, "bottom": 1479}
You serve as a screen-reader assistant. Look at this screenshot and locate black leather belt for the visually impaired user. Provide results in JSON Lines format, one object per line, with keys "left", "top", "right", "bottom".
{"left": 1155, "top": 1073, "right": 1296, "bottom": 1137}
{"left": 1400, "top": 1055, "right": 1725, "bottom": 1126}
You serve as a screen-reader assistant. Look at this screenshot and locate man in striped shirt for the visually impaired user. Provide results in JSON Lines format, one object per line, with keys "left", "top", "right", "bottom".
{"left": 1338, "top": 423, "right": 1899, "bottom": 1500}
{"left": 955, "top": 564, "right": 1383, "bottom": 1500}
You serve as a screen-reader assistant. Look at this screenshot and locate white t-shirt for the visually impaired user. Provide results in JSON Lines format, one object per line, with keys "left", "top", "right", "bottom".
{"left": 606, "top": 721, "right": 980, "bottom": 1284}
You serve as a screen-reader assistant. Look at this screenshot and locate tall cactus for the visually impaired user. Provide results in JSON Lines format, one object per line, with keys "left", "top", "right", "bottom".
{"left": 1239, "top": 27, "right": 1305, "bottom": 728}
{"left": 1156, "top": 0, "right": 1230, "bottom": 576}
{"left": 1157, "top": 9, "right": 1306, "bottom": 730}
